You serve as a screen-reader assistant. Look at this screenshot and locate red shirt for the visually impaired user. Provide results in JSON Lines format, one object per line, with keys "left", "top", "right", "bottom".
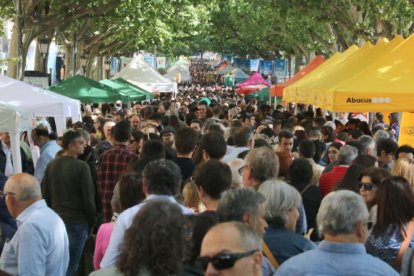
{"left": 97, "top": 144, "right": 137, "bottom": 222}
{"left": 319, "top": 165, "right": 349, "bottom": 197}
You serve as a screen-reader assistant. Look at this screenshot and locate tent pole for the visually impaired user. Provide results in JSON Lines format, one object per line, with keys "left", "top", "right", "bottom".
{"left": 11, "top": 132, "right": 22, "bottom": 174}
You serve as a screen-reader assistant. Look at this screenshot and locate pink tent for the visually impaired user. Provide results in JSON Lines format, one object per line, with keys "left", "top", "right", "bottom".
{"left": 235, "top": 72, "right": 271, "bottom": 87}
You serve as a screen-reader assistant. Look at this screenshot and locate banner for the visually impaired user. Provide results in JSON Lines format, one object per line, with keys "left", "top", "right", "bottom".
{"left": 260, "top": 61, "right": 273, "bottom": 75}
{"left": 156, "top": 57, "right": 166, "bottom": 69}
{"left": 397, "top": 112, "right": 414, "bottom": 146}
{"left": 275, "top": 58, "right": 287, "bottom": 77}
{"left": 250, "top": 59, "right": 259, "bottom": 72}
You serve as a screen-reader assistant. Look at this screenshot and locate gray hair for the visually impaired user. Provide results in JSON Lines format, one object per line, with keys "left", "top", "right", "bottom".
{"left": 358, "top": 135, "right": 376, "bottom": 155}
{"left": 373, "top": 130, "right": 390, "bottom": 144}
{"left": 245, "top": 147, "right": 279, "bottom": 184}
{"left": 258, "top": 179, "right": 301, "bottom": 226}
{"left": 317, "top": 190, "right": 368, "bottom": 236}
{"left": 5, "top": 173, "right": 41, "bottom": 201}
{"left": 337, "top": 145, "right": 358, "bottom": 165}
{"left": 218, "top": 188, "right": 266, "bottom": 222}
{"left": 232, "top": 222, "right": 262, "bottom": 251}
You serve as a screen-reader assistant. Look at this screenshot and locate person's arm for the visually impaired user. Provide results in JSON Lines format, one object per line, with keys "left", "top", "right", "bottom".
{"left": 18, "top": 223, "right": 47, "bottom": 276}
{"left": 100, "top": 214, "right": 128, "bottom": 268}
{"left": 80, "top": 162, "right": 96, "bottom": 229}
{"left": 40, "top": 166, "right": 51, "bottom": 206}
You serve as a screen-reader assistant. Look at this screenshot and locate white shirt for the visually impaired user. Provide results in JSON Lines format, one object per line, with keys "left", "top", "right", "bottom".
{"left": 2, "top": 143, "right": 13, "bottom": 177}
{"left": 0, "top": 200, "right": 69, "bottom": 275}
{"left": 100, "top": 194, "right": 193, "bottom": 268}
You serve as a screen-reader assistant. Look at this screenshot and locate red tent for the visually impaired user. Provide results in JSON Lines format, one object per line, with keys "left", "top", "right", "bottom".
{"left": 270, "top": 56, "right": 325, "bottom": 97}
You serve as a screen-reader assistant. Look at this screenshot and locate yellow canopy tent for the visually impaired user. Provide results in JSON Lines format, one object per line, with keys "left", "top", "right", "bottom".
{"left": 328, "top": 34, "right": 413, "bottom": 112}
{"left": 283, "top": 45, "right": 359, "bottom": 104}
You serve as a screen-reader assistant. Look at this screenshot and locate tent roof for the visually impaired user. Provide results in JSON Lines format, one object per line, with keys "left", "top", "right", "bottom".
{"left": 112, "top": 55, "right": 177, "bottom": 93}
{"left": 164, "top": 64, "right": 192, "bottom": 82}
{"left": 283, "top": 45, "right": 359, "bottom": 104}
{"left": 0, "top": 74, "right": 80, "bottom": 133}
{"left": 215, "top": 65, "right": 234, "bottom": 75}
{"left": 0, "top": 103, "right": 33, "bottom": 133}
{"left": 49, "top": 75, "right": 129, "bottom": 103}
{"left": 271, "top": 56, "right": 325, "bottom": 97}
{"left": 100, "top": 79, "right": 152, "bottom": 102}
{"left": 235, "top": 72, "right": 270, "bottom": 87}
{"left": 111, "top": 78, "right": 153, "bottom": 100}
{"left": 226, "top": 68, "right": 249, "bottom": 79}
{"left": 284, "top": 35, "right": 411, "bottom": 112}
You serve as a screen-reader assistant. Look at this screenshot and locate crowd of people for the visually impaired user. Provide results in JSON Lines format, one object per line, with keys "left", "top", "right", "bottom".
{"left": 0, "top": 62, "right": 413, "bottom": 275}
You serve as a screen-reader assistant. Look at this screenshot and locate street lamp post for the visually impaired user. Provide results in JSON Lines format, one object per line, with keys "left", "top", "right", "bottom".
{"left": 104, "top": 60, "right": 110, "bottom": 79}
{"left": 80, "top": 52, "right": 88, "bottom": 76}
{"left": 39, "top": 39, "right": 49, "bottom": 73}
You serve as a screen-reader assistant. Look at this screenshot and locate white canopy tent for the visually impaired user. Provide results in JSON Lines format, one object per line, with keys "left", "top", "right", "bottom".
{"left": 112, "top": 54, "right": 178, "bottom": 95}
{"left": 0, "top": 75, "right": 82, "bottom": 174}
{"left": 164, "top": 64, "right": 191, "bottom": 83}
{"left": 0, "top": 103, "right": 33, "bottom": 174}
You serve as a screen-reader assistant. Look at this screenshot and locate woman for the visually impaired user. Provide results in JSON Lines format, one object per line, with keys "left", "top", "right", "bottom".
{"left": 93, "top": 174, "right": 145, "bottom": 270}
{"left": 327, "top": 142, "right": 343, "bottom": 165}
{"left": 259, "top": 179, "right": 316, "bottom": 265}
{"left": 91, "top": 201, "right": 187, "bottom": 275}
{"left": 391, "top": 158, "right": 414, "bottom": 191}
{"left": 129, "top": 130, "right": 144, "bottom": 155}
{"left": 366, "top": 176, "right": 414, "bottom": 270}
{"left": 388, "top": 113, "right": 400, "bottom": 141}
{"left": 358, "top": 167, "right": 389, "bottom": 227}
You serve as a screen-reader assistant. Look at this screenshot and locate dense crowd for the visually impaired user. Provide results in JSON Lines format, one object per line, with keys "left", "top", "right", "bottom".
{"left": 0, "top": 62, "right": 413, "bottom": 276}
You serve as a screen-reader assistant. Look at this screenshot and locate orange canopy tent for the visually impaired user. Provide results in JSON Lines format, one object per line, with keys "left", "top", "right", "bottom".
{"left": 270, "top": 56, "right": 325, "bottom": 97}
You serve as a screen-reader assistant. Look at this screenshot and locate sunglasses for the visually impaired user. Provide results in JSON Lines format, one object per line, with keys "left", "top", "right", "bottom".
{"left": 358, "top": 182, "right": 376, "bottom": 191}
{"left": 238, "top": 165, "right": 247, "bottom": 176}
{"left": 198, "top": 250, "right": 258, "bottom": 271}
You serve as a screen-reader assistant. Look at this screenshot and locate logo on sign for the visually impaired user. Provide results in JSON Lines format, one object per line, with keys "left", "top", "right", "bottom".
{"left": 346, "top": 97, "right": 391, "bottom": 104}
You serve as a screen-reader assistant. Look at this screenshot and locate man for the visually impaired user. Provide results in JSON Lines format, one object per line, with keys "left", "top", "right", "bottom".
{"left": 0, "top": 173, "right": 69, "bottom": 275}
{"left": 0, "top": 132, "right": 28, "bottom": 177}
{"left": 100, "top": 159, "right": 193, "bottom": 268}
{"left": 199, "top": 131, "right": 227, "bottom": 162}
{"left": 358, "top": 135, "right": 376, "bottom": 156}
{"left": 160, "top": 126, "right": 175, "bottom": 148}
{"left": 223, "top": 126, "right": 255, "bottom": 164}
{"left": 197, "top": 102, "right": 208, "bottom": 122}
{"left": 276, "top": 130, "right": 294, "bottom": 178}
{"left": 190, "top": 119, "right": 203, "bottom": 134}
{"left": 194, "top": 160, "right": 232, "bottom": 213}
{"left": 128, "top": 114, "right": 141, "bottom": 131}
{"left": 298, "top": 140, "right": 324, "bottom": 186}
{"left": 174, "top": 127, "right": 198, "bottom": 184}
{"left": 31, "top": 127, "right": 61, "bottom": 182}
{"left": 97, "top": 120, "right": 137, "bottom": 222}
{"left": 200, "top": 222, "right": 263, "bottom": 276}
{"left": 376, "top": 138, "right": 398, "bottom": 171}
{"left": 319, "top": 145, "right": 358, "bottom": 197}
{"left": 276, "top": 190, "right": 398, "bottom": 276}
{"left": 41, "top": 129, "right": 96, "bottom": 276}
{"left": 242, "top": 147, "right": 279, "bottom": 189}
{"left": 217, "top": 188, "right": 272, "bottom": 276}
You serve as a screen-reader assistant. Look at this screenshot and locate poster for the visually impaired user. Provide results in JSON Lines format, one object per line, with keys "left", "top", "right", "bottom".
{"left": 144, "top": 56, "right": 156, "bottom": 68}
{"left": 250, "top": 59, "right": 259, "bottom": 72}
{"left": 157, "top": 57, "right": 166, "bottom": 69}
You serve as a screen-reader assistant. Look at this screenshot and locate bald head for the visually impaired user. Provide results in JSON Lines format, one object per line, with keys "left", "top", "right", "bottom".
{"left": 4, "top": 173, "right": 42, "bottom": 202}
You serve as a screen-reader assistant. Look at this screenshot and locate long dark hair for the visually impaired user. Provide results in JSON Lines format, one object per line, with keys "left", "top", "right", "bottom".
{"left": 372, "top": 176, "right": 414, "bottom": 237}
{"left": 116, "top": 201, "right": 186, "bottom": 276}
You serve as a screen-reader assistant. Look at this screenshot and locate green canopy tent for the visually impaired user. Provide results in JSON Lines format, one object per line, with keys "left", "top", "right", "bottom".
{"left": 245, "top": 87, "right": 271, "bottom": 102}
{"left": 48, "top": 75, "right": 129, "bottom": 103}
{"left": 111, "top": 78, "right": 153, "bottom": 101}
{"left": 100, "top": 79, "right": 153, "bottom": 102}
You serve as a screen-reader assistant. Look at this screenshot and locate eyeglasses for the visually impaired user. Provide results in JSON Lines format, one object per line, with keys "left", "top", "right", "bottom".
{"left": 198, "top": 250, "right": 258, "bottom": 271}
{"left": 238, "top": 165, "right": 247, "bottom": 176}
{"left": 358, "top": 182, "right": 376, "bottom": 191}
{"left": 0, "top": 191, "right": 15, "bottom": 200}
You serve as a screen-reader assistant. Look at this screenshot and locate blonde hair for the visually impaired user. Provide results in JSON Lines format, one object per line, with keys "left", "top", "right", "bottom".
{"left": 390, "top": 158, "right": 414, "bottom": 190}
